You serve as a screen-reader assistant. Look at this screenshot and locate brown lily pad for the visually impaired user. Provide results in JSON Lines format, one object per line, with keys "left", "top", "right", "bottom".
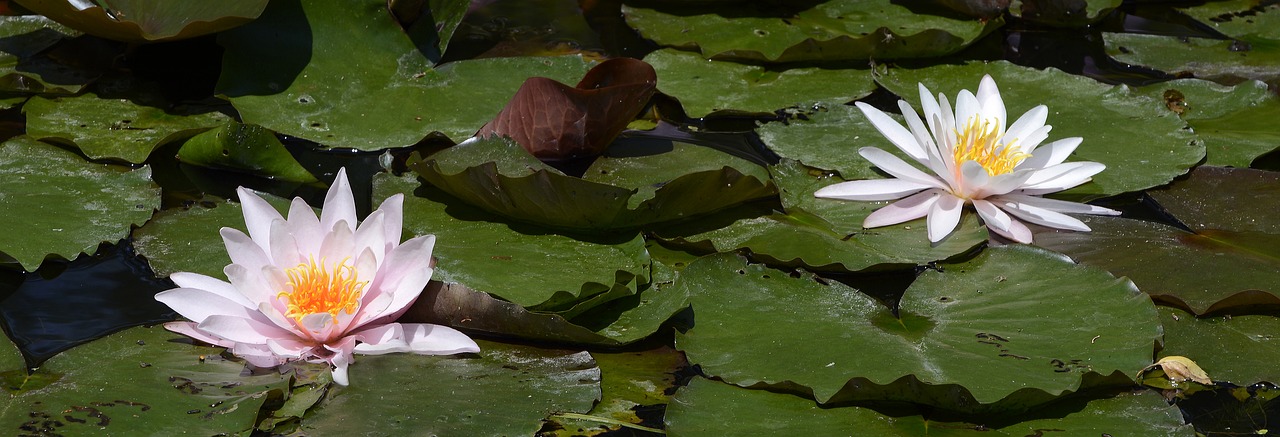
{"left": 477, "top": 57, "right": 657, "bottom": 160}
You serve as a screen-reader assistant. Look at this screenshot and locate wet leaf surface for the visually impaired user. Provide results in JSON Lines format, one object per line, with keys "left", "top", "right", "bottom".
{"left": 176, "top": 122, "right": 317, "bottom": 182}
{"left": 1133, "top": 78, "right": 1280, "bottom": 167}
{"left": 1158, "top": 307, "right": 1280, "bottom": 386}
{"left": 24, "top": 92, "right": 228, "bottom": 164}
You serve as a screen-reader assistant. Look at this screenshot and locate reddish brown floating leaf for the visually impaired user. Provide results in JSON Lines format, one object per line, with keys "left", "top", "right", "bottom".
{"left": 477, "top": 58, "right": 657, "bottom": 160}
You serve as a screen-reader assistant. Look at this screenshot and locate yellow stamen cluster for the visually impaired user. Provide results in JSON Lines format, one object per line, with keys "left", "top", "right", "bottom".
{"left": 953, "top": 116, "right": 1028, "bottom": 176}
{"left": 278, "top": 257, "right": 365, "bottom": 322}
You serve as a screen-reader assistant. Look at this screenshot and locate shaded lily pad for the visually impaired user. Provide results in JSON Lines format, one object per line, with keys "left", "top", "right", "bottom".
{"left": 876, "top": 61, "right": 1204, "bottom": 198}
{"left": 0, "top": 326, "right": 290, "bottom": 436}
{"left": 1010, "top": 0, "right": 1121, "bottom": 26}
{"left": 1134, "top": 79, "right": 1280, "bottom": 167}
{"left": 176, "top": 122, "right": 317, "bottom": 182}
{"left": 24, "top": 93, "right": 229, "bottom": 164}
{"left": 666, "top": 377, "right": 1192, "bottom": 436}
{"left": 132, "top": 192, "right": 295, "bottom": 278}
{"left": 14, "top": 0, "right": 268, "bottom": 42}
{"left": 661, "top": 160, "right": 987, "bottom": 273}
{"left": 0, "top": 16, "right": 109, "bottom": 95}
{"left": 296, "top": 340, "right": 600, "bottom": 436}
{"left": 622, "top": 1, "right": 999, "bottom": 63}
{"left": 547, "top": 345, "right": 684, "bottom": 436}
{"left": 0, "top": 136, "right": 159, "bottom": 271}
{"left": 642, "top": 49, "right": 876, "bottom": 117}
{"left": 1036, "top": 166, "right": 1280, "bottom": 315}
{"left": 1104, "top": 0, "right": 1280, "bottom": 86}
{"left": 217, "top": 0, "right": 595, "bottom": 149}
{"left": 676, "top": 248, "right": 1158, "bottom": 412}
{"left": 1159, "top": 307, "right": 1280, "bottom": 386}
{"left": 410, "top": 135, "right": 774, "bottom": 231}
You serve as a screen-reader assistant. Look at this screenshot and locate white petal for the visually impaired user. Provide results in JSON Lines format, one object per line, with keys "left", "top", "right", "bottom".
{"left": 287, "top": 197, "right": 323, "bottom": 256}
{"left": 814, "top": 179, "right": 932, "bottom": 202}
{"left": 996, "top": 193, "right": 1119, "bottom": 215}
{"left": 266, "top": 338, "right": 313, "bottom": 359}
{"left": 375, "top": 193, "right": 404, "bottom": 250}
{"left": 858, "top": 147, "right": 947, "bottom": 189}
{"left": 164, "top": 321, "right": 234, "bottom": 347}
{"left": 353, "top": 323, "right": 480, "bottom": 355}
{"left": 356, "top": 265, "right": 431, "bottom": 325}
{"left": 976, "top": 75, "right": 1006, "bottom": 134}
{"left": 972, "top": 199, "right": 1011, "bottom": 231}
{"left": 1018, "top": 137, "right": 1082, "bottom": 170}
{"left": 352, "top": 210, "right": 386, "bottom": 266}
{"left": 318, "top": 221, "right": 356, "bottom": 264}
{"left": 170, "top": 272, "right": 254, "bottom": 308}
{"left": 324, "top": 337, "right": 357, "bottom": 385}
{"left": 937, "top": 93, "right": 956, "bottom": 147}
{"left": 1004, "top": 105, "right": 1047, "bottom": 148}
{"left": 979, "top": 169, "right": 1036, "bottom": 198}
{"left": 230, "top": 342, "right": 289, "bottom": 367}
{"left": 918, "top": 83, "right": 943, "bottom": 136}
{"left": 958, "top": 160, "right": 990, "bottom": 198}
{"left": 320, "top": 168, "right": 357, "bottom": 235}
{"left": 994, "top": 199, "right": 1091, "bottom": 231}
{"left": 1014, "top": 125, "right": 1052, "bottom": 155}
{"left": 954, "top": 89, "right": 980, "bottom": 131}
{"left": 988, "top": 216, "right": 1034, "bottom": 243}
{"left": 370, "top": 234, "right": 436, "bottom": 294}
{"left": 225, "top": 263, "right": 274, "bottom": 305}
{"left": 198, "top": 314, "right": 296, "bottom": 345}
{"left": 236, "top": 187, "right": 285, "bottom": 252}
{"left": 926, "top": 194, "right": 964, "bottom": 243}
{"left": 854, "top": 102, "right": 928, "bottom": 161}
{"left": 1021, "top": 162, "right": 1105, "bottom": 193}
{"left": 220, "top": 228, "right": 270, "bottom": 272}
{"left": 156, "top": 288, "right": 259, "bottom": 324}
{"left": 863, "top": 189, "right": 941, "bottom": 228}
{"left": 898, "top": 100, "right": 937, "bottom": 154}
{"left": 269, "top": 219, "right": 304, "bottom": 269}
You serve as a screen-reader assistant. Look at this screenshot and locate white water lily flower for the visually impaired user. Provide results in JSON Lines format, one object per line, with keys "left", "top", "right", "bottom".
{"left": 815, "top": 75, "right": 1120, "bottom": 243}
{"left": 155, "top": 168, "right": 478, "bottom": 385}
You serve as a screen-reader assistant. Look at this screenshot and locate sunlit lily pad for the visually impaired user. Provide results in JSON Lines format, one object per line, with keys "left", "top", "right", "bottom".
{"left": 1133, "top": 78, "right": 1280, "bottom": 167}
{"left": 666, "top": 377, "right": 1192, "bottom": 436}
{"left": 13, "top": 0, "right": 268, "bottom": 42}
{"left": 176, "top": 122, "right": 317, "bottom": 182}
{"left": 622, "top": 1, "right": 999, "bottom": 63}
{"left": 296, "top": 340, "right": 600, "bottom": 436}
{"left": 217, "top": 0, "right": 594, "bottom": 149}
{"left": 642, "top": 49, "right": 876, "bottom": 117}
{"left": 0, "top": 137, "right": 159, "bottom": 271}
{"left": 410, "top": 136, "right": 774, "bottom": 231}
{"left": 1159, "top": 307, "right": 1280, "bottom": 385}
{"left": 676, "top": 248, "right": 1158, "bottom": 412}
{"left": 757, "top": 103, "right": 912, "bottom": 181}
{"left": 875, "top": 61, "right": 1204, "bottom": 198}
{"left": 132, "top": 192, "right": 295, "bottom": 278}
{"left": 1036, "top": 166, "right": 1280, "bottom": 315}
{"left": 0, "top": 326, "right": 289, "bottom": 436}
{"left": 24, "top": 93, "right": 229, "bottom": 164}
{"left": 1104, "top": 0, "right": 1280, "bottom": 86}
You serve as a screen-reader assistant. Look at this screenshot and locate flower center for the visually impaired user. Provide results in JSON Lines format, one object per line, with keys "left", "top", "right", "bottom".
{"left": 278, "top": 257, "right": 365, "bottom": 322}
{"left": 953, "top": 116, "right": 1028, "bottom": 176}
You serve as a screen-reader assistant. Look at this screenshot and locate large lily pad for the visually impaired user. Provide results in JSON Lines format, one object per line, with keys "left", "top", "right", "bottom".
{"left": 1134, "top": 78, "right": 1280, "bottom": 167}
{"left": 622, "top": 1, "right": 999, "bottom": 63}
{"left": 876, "top": 61, "right": 1205, "bottom": 198}
{"left": 217, "top": 0, "right": 595, "bottom": 149}
{"left": 1159, "top": 307, "right": 1280, "bottom": 386}
{"left": 410, "top": 135, "right": 775, "bottom": 231}
{"left": 676, "top": 248, "right": 1159, "bottom": 412}
{"left": 296, "top": 340, "right": 600, "bottom": 436}
{"left": 0, "top": 136, "right": 159, "bottom": 271}
{"left": 758, "top": 103, "right": 915, "bottom": 181}
{"left": 24, "top": 93, "right": 229, "bottom": 164}
{"left": 132, "top": 193, "right": 295, "bottom": 278}
{"left": 1104, "top": 0, "right": 1280, "bottom": 86}
{"left": 13, "top": 0, "right": 268, "bottom": 43}
{"left": 1036, "top": 166, "right": 1280, "bottom": 315}
{"left": 666, "top": 377, "right": 1192, "bottom": 436}
{"left": 642, "top": 49, "right": 876, "bottom": 117}
{"left": 0, "top": 326, "right": 290, "bottom": 436}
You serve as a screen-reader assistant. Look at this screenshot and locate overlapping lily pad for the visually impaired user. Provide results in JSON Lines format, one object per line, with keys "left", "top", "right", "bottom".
{"left": 24, "top": 93, "right": 229, "bottom": 164}
{"left": 622, "top": 0, "right": 1000, "bottom": 63}
{"left": 546, "top": 345, "right": 684, "bottom": 435}
{"left": 217, "top": 0, "right": 595, "bottom": 149}
{"left": 676, "top": 248, "right": 1158, "bottom": 412}
{"left": 0, "top": 136, "right": 159, "bottom": 271}
{"left": 14, "top": 0, "right": 269, "bottom": 42}
{"left": 296, "top": 340, "right": 600, "bottom": 436}
{"left": 176, "top": 122, "right": 317, "bottom": 182}
{"left": 876, "top": 61, "right": 1204, "bottom": 198}
{"left": 0, "top": 16, "right": 107, "bottom": 95}
{"left": 1134, "top": 78, "right": 1280, "bottom": 167}
{"left": 1036, "top": 166, "right": 1280, "bottom": 314}
{"left": 0, "top": 326, "right": 290, "bottom": 436}
{"left": 642, "top": 49, "right": 876, "bottom": 117}
{"left": 1159, "top": 307, "right": 1280, "bottom": 386}
{"left": 410, "top": 135, "right": 774, "bottom": 231}
{"left": 665, "top": 377, "right": 1192, "bottom": 436}
{"left": 1104, "top": 0, "right": 1280, "bottom": 86}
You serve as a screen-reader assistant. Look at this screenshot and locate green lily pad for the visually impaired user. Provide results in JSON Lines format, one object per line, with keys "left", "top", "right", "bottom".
{"left": 296, "top": 340, "right": 600, "bottom": 436}
{"left": 1134, "top": 78, "right": 1280, "bottom": 167}
{"left": 13, "top": 0, "right": 268, "bottom": 42}
{"left": 642, "top": 49, "right": 876, "bottom": 117}
{"left": 622, "top": 1, "right": 999, "bottom": 63}
{"left": 217, "top": 0, "right": 595, "bottom": 149}
{"left": 23, "top": 93, "right": 229, "bottom": 164}
{"left": 676, "top": 248, "right": 1158, "bottom": 412}
{"left": 132, "top": 193, "right": 295, "bottom": 278}
{"left": 410, "top": 135, "right": 775, "bottom": 231}
{"left": 758, "top": 103, "right": 915, "bottom": 181}
{"left": 176, "top": 122, "right": 317, "bottom": 182}
{"left": 1159, "top": 307, "right": 1280, "bottom": 386}
{"left": 1009, "top": 0, "right": 1122, "bottom": 26}
{"left": 1104, "top": 0, "right": 1280, "bottom": 86}
{"left": 0, "top": 136, "right": 159, "bottom": 271}
{"left": 666, "top": 377, "right": 1192, "bottom": 436}
{"left": 546, "top": 345, "right": 684, "bottom": 436}
{"left": 0, "top": 16, "right": 106, "bottom": 95}
{"left": 661, "top": 160, "right": 987, "bottom": 273}
{"left": 0, "top": 326, "right": 290, "bottom": 436}
{"left": 1036, "top": 166, "right": 1280, "bottom": 315}
{"left": 875, "top": 61, "right": 1205, "bottom": 199}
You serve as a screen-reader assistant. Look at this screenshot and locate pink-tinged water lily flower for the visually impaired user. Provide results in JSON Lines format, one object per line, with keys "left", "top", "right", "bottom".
{"left": 155, "top": 168, "right": 478, "bottom": 385}
{"left": 815, "top": 75, "right": 1120, "bottom": 243}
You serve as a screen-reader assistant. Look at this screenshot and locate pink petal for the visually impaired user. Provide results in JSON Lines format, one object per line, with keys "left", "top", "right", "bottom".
{"left": 198, "top": 314, "right": 297, "bottom": 345}
{"left": 353, "top": 210, "right": 386, "bottom": 265}
{"left": 352, "top": 323, "right": 480, "bottom": 355}
{"left": 230, "top": 342, "right": 289, "bottom": 368}
{"left": 375, "top": 193, "right": 404, "bottom": 252}
{"left": 164, "top": 321, "right": 234, "bottom": 348}
{"left": 287, "top": 197, "right": 323, "bottom": 256}
{"left": 169, "top": 272, "right": 253, "bottom": 308}
{"left": 320, "top": 168, "right": 357, "bottom": 235}
{"left": 854, "top": 102, "right": 927, "bottom": 161}
{"left": 236, "top": 187, "right": 285, "bottom": 251}
{"left": 318, "top": 221, "right": 355, "bottom": 265}
{"left": 370, "top": 234, "right": 436, "bottom": 296}
{"left": 926, "top": 194, "right": 964, "bottom": 243}
{"left": 266, "top": 338, "right": 314, "bottom": 359}
{"left": 814, "top": 179, "right": 932, "bottom": 202}
{"left": 355, "top": 264, "right": 432, "bottom": 326}
{"left": 269, "top": 219, "right": 304, "bottom": 268}
{"left": 225, "top": 263, "right": 274, "bottom": 305}
{"left": 324, "top": 337, "right": 357, "bottom": 386}
{"left": 156, "top": 288, "right": 259, "bottom": 324}
{"left": 221, "top": 227, "right": 271, "bottom": 273}
{"left": 863, "top": 189, "right": 941, "bottom": 228}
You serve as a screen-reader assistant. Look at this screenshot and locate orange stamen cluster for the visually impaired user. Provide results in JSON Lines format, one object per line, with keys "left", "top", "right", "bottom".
{"left": 953, "top": 116, "right": 1028, "bottom": 176}
{"left": 278, "top": 257, "right": 365, "bottom": 321}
